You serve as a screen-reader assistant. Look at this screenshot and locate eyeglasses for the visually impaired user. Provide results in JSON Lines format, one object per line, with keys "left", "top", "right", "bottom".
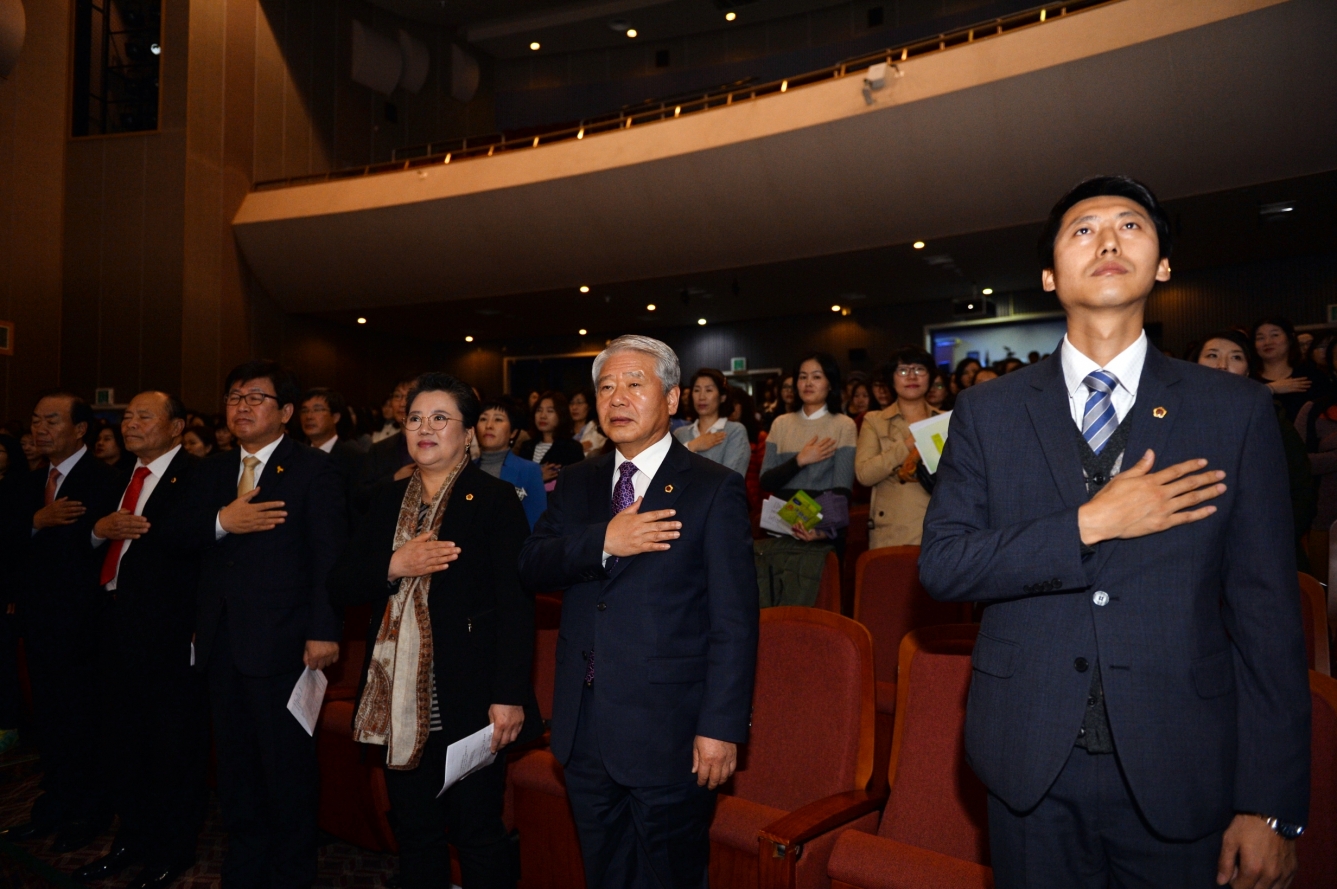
{"left": 225, "top": 392, "right": 280, "bottom": 407}
{"left": 895, "top": 366, "right": 929, "bottom": 378}
{"left": 403, "top": 413, "right": 461, "bottom": 432}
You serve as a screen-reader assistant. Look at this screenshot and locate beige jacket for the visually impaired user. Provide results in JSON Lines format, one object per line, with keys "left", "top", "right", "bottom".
{"left": 855, "top": 403, "right": 941, "bottom": 549}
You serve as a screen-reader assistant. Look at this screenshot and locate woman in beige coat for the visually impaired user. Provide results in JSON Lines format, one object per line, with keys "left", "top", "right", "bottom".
{"left": 855, "top": 346, "right": 943, "bottom": 549}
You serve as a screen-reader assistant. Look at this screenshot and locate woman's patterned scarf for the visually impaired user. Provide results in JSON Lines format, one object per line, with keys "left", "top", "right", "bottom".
{"left": 352, "top": 455, "right": 468, "bottom": 769}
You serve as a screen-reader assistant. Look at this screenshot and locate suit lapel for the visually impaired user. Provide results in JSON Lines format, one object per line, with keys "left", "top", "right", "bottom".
{"left": 587, "top": 451, "right": 616, "bottom": 523}
{"left": 141, "top": 448, "right": 193, "bottom": 521}
{"left": 1024, "top": 350, "right": 1087, "bottom": 511}
{"left": 254, "top": 436, "right": 297, "bottom": 499}
{"left": 604, "top": 441, "right": 691, "bottom": 586}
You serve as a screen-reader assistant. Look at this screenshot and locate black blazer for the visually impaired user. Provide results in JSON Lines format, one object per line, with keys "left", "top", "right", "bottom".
{"left": 921, "top": 345, "right": 1311, "bottom": 839}
{"left": 351, "top": 432, "right": 411, "bottom": 516}
{"left": 23, "top": 449, "right": 121, "bottom": 630}
{"left": 329, "top": 463, "right": 538, "bottom": 746}
{"left": 516, "top": 436, "right": 585, "bottom": 469}
{"left": 517, "top": 439, "right": 758, "bottom": 787}
{"left": 102, "top": 447, "right": 202, "bottom": 661}
{"left": 168, "top": 436, "right": 347, "bottom": 677}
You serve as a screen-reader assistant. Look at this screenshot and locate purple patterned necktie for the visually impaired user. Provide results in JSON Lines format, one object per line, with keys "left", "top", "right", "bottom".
{"left": 587, "top": 461, "right": 639, "bottom": 687}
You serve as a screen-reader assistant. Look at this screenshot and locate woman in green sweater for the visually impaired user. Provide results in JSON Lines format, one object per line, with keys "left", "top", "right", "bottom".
{"left": 760, "top": 352, "right": 858, "bottom": 554}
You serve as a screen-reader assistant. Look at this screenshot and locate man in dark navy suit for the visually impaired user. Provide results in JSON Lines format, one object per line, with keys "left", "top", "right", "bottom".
{"left": 921, "top": 177, "right": 1310, "bottom": 889}
{"left": 519, "top": 335, "right": 757, "bottom": 889}
{"left": 172, "top": 361, "right": 346, "bottom": 889}
{"left": 77, "top": 391, "right": 207, "bottom": 889}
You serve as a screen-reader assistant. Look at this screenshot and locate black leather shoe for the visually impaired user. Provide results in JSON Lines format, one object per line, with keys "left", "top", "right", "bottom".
{"left": 51, "top": 820, "right": 104, "bottom": 854}
{"left": 1, "top": 818, "right": 57, "bottom": 841}
{"left": 125, "top": 860, "right": 193, "bottom": 889}
{"left": 73, "top": 844, "right": 141, "bottom": 881}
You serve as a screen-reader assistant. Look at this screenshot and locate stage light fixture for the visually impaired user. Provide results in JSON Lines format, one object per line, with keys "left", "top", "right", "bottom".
{"left": 981, "top": 288, "right": 993, "bottom": 295}
{"left": 646, "top": 304, "right": 656, "bottom": 311}
{"left": 913, "top": 241, "right": 925, "bottom": 249}
{"left": 529, "top": 41, "right": 540, "bottom": 51}
{"left": 697, "top": 318, "right": 707, "bottom": 326}
{"left": 356, "top": 317, "right": 367, "bottom": 324}
{"left": 465, "top": 335, "right": 474, "bottom": 342}
{"left": 626, "top": 28, "right": 637, "bottom": 38}
{"left": 579, "top": 329, "right": 588, "bottom": 336}
{"left": 579, "top": 285, "right": 590, "bottom": 293}
{"left": 831, "top": 305, "right": 841, "bottom": 312}
{"left": 725, "top": 12, "right": 736, "bottom": 21}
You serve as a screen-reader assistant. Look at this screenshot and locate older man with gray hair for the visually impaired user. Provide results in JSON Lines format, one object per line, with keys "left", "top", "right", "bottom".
{"left": 519, "top": 335, "right": 758, "bottom": 889}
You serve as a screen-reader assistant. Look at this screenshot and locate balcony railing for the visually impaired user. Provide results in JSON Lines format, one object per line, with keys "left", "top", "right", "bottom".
{"left": 252, "top": 0, "right": 1116, "bottom": 192}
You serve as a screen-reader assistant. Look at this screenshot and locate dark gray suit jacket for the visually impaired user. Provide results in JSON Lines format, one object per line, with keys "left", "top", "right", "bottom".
{"left": 920, "top": 344, "right": 1310, "bottom": 840}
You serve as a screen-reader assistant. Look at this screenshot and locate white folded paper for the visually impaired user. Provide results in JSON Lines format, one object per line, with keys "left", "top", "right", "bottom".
{"left": 439, "top": 723, "right": 497, "bottom": 797}
{"left": 759, "top": 496, "right": 797, "bottom": 537}
{"left": 909, "top": 411, "right": 953, "bottom": 475}
{"left": 286, "top": 667, "right": 328, "bottom": 736}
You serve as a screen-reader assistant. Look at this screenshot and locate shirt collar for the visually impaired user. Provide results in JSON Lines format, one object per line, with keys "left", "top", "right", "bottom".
{"left": 614, "top": 431, "right": 673, "bottom": 480}
{"left": 1061, "top": 330, "right": 1147, "bottom": 400}
{"left": 240, "top": 434, "right": 285, "bottom": 466}
{"left": 52, "top": 445, "right": 88, "bottom": 477}
{"left": 317, "top": 435, "right": 337, "bottom": 454}
{"left": 699, "top": 416, "right": 728, "bottom": 434}
{"left": 800, "top": 405, "right": 830, "bottom": 421}
{"left": 136, "top": 444, "right": 182, "bottom": 478}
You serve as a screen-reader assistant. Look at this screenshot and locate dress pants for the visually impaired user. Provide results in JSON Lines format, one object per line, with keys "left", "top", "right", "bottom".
{"left": 24, "top": 606, "right": 106, "bottom": 828}
{"left": 563, "top": 686, "right": 716, "bottom": 889}
{"left": 207, "top": 624, "right": 319, "bottom": 889}
{"left": 103, "top": 625, "right": 208, "bottom": 865}
{"left": 382, "top": 729, "right": 516, "bottom": 889}
{"left": 988, "top": 746, "right": 1225, "bottom": 889}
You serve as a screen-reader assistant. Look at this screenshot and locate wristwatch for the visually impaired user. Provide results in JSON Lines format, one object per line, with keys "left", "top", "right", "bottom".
{"left": 1253, "top": 813, "right": 1304, "bottom": 839}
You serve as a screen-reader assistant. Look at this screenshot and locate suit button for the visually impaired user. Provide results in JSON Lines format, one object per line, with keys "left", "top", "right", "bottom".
{"left": 1074, "top": 657, "right": 1089, "bottom": 673}
{"left": 1093, "top": 591, "right": 1109, "bottom": 606}
{"left": 1023, "top": 585, "right": 1034, "bottom": 594}
{"left": 1092, "top": 473, "right": 1107, "bottom": 486}
{"left": 596, "top": 603, "right": 607, "bottom": 611}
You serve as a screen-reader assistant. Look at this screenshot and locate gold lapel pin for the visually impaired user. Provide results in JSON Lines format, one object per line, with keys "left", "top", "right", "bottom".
{"left": 170, "top": 477, "right": 177, "bottom": 483}
{"left": 664, "top": 484, "right": 674, "bottom": 493}
{"left": 276, "top": 465, "right": 284, "bottom": 473}
{"left": 1152, "top": 406, "right": 1168, "bottom": 419}
{"left": 465, "top": 493, "right": 474, "bottom": 500}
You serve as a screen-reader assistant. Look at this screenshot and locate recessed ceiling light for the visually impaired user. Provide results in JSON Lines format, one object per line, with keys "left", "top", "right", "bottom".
{"left": 356, "top": 317, "right": 367, "bottom": 324}
{"left": 579, "top": 285, "right": 590, "bottom": 293}
{"left": 579, "top": 328, "right": 588, "bottom": 335}
{"left": 697, "top": 318, "right": 707, "bottom": 326}
{"left": 626, "top": 28, "right": 638, "bottom": 38}
{"left": 913, "top": 241, "right": 926, "bottom": 250}
{"left": 981, "top": 288, "right": 993, "bottom": 295}
{"left": 646, "top": 304, "right": 656, "bottom": 311}
{"left": 529, "top": 41, "right": 540, "bottom": 51}
{"left": 725, "top": 11, "right": 736, "bottom": 21}
{"left": 464, "top": 335, "right": 474, "bottom": 342}
{"left": 831, "top": 304, "right": 841, "bottom": 312}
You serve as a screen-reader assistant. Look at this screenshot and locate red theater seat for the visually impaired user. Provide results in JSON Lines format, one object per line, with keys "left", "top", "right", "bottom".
{"left": 853, "top": 547, "right": 973, "bottom": 794}
{"left": 814, "top": 550, "right": 842, "bottom": 614}
{"left": 1298, "top": 572, "right": 1330, "bottom": 676}
{"left": 315, "top": 700, "right": 397, "bottom": 853}
{"left": 1297, "top": 671, "right": 1337, "bottom": 889}
{"left": 824, "top": 624, "right": 992, "bottom": 889}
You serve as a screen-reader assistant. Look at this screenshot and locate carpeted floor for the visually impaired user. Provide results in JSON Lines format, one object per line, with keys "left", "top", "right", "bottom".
{"left": 0, "top": 739, "right": 400, "bottom": 889}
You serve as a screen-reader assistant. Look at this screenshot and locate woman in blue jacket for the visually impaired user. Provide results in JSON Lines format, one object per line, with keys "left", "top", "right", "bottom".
{"left": 475, "top": 397, "right": 547, "bottom": 529}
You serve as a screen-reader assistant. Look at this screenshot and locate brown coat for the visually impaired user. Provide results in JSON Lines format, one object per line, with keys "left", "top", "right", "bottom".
{"left": 854, "top": 402, "right": 941, "bottom": 548}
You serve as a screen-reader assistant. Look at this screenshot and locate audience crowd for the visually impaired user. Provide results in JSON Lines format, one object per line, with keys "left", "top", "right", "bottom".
{"left": 0, "top": 313, "right": 1323, "bottom": 887}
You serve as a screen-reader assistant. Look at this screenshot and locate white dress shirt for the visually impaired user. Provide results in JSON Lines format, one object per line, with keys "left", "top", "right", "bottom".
{"left": 316, "top": 435, "right": 338, "bottom": 454}
{"left": 1061, "top": 331, "right": 1147, "bottom": 429}
{"left": 215, "top": 435, "right": 286, "bottom": 539}
{"left": 95, "top": 444, "right": 182, "bottom": 590}
{"left": 604, "top": 432, "right": 675, "bottom": 565}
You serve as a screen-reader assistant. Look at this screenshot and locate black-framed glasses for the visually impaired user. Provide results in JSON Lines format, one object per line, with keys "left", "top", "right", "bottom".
{"left": 225, "top": 392, "right": 280, "bottom": 407}
{"left": 403, "top": 413, "right": 461, "bottom": 432}
{"left": 894, "top": 366, "right": 929, "bottom": 378}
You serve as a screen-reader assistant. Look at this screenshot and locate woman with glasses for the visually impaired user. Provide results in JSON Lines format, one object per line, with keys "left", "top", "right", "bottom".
{"left": 855, "top": 346, "right": 944, "bottom": 549}
{"left": 926, "top": 368, "right": 953, "bottom": 410}
{"left": 330, "top": 373, "right": 537, "bottom": 889}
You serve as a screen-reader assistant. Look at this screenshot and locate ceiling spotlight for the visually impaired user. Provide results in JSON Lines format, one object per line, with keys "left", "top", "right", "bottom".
{"left": 981, "top": 288, "right": 993, "bottom": 295}
{"left": 356, "top": 317, "right": 367, "bottom": 324}
{"left": 646, "top": 304, "right": 656, "bottom": 311}
{"left": 626, "top": 28, "right": 638, "bottom": 38}
{"left": 579, "top": 285, "right": 590, "bottom": 293}
{"left": 831, "top": 304, "right": 841, "bottom": 313}
{"left": 725, "top": 11, "right": 736, "bottom": 21}
{"left": 913, "top": 241, "right": 926, "bottom": 250}
{"left": 529, "top": 41, "right": 540, "bottom": 51}
{"left": 579, "top": 328, "right": 588, "bottom": 336}
{"left": 697, "top": 318, "right": 707, "bottom": 326}
{"left": 464, "top": 335, "right": 474, "bottom": 342}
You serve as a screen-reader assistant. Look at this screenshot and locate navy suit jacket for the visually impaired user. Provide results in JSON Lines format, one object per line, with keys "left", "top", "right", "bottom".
{"left": 518, "top": 438, "right": 758, "bottom": 787}
{"left": 920, "top": 345, "right": 1311, "bottom": 840}
{"left": 171, "top": 436, "right": 347, "bottom": 677}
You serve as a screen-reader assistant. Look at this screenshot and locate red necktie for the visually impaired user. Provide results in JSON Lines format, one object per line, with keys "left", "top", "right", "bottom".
{"left": 100, "top": 466, "right": 152, "bottom": 587}
{"left": 44, "top": 467, "right": 60, "bottom": 506}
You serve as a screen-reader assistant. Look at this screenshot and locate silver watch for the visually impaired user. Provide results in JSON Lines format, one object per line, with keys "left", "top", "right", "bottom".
{"left": 1256, "top": 814, "right": 1304, "bottom": 839}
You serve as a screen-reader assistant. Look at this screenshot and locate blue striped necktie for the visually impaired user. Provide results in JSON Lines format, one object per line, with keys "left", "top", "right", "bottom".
{"left": 1081, "top": 370, "right": 1120, "bottom": 454}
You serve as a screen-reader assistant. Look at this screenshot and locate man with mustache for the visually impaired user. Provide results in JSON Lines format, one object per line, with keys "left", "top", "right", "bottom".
{"left": 921, "top": 176, "right": 1309, "bottom": 889}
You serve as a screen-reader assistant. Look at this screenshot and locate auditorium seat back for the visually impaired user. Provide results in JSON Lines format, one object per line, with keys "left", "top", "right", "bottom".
{"left": 730, "top": 606, "right": 875, "bottom": 811}
{"left": 878, "top": 624, "right": 989, "bottom": 866}
{"left": 533, "top": 594, "right": 563, "bottom": 721}
{"left": 1297, "top": 671, "right": 1337, "bottom": 889}
{"left": 1298, "top": 572, "right": 1330, "bottom": 676}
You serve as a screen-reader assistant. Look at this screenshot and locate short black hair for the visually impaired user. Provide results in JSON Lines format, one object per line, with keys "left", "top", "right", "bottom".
{"left": 1038, "top": 175, "right": 1172, "bottom": 270}
{"left": 478, "top": 396, "right": 525, "bottom": 433}
{"left": 528, "top": 390, "right": 573, "bottom": 440}
{"left": 792, "top": 352, "right": 843, "bottom": 416}
{"left": 224, "top": 360, "right": 302, "bottom": 409}
{"left": 406, "top": 373, "right": 480, "bottom": 428}
{"left": 1250, "top": 317, "right": 1302, "bottom": 369}
{"left": 34, "top": 390, "right": 97, "bottom": 445}
{"left": 1188, "top": 329, "right": 1260, "bottom": 376}
{"left": 302, "top": 387, "right": 347, "bottom": 418}
{"left": 682, "top": 368, "right": 734, "bottom": 422}
{"left": 889, "top": 345, "right": 935, "bottom": 372}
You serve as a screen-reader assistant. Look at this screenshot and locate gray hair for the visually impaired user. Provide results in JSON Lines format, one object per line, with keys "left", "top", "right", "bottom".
{"left": 591, "top": 335, "right": 681, "bottom": 394}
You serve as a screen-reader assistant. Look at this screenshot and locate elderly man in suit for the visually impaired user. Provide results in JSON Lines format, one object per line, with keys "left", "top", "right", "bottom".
{"left": 5, "top": 392, "right": 120, "bottom": 852}
{"left": 75, "top": 391, "right": 208, "bottom": 889}
{"left": 519, "top": 335, "right": 757, "bottom": 889}
{"left": 921, "top": 176, "right": 1310, "bottom": 889}
{"left": 171, "top": 361, "right": 346, "bottom": 889}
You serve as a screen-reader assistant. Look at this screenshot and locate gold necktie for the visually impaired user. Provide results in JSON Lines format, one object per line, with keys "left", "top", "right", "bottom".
{"left": 238, "top": 455, "right": 261, "bottom": 496}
